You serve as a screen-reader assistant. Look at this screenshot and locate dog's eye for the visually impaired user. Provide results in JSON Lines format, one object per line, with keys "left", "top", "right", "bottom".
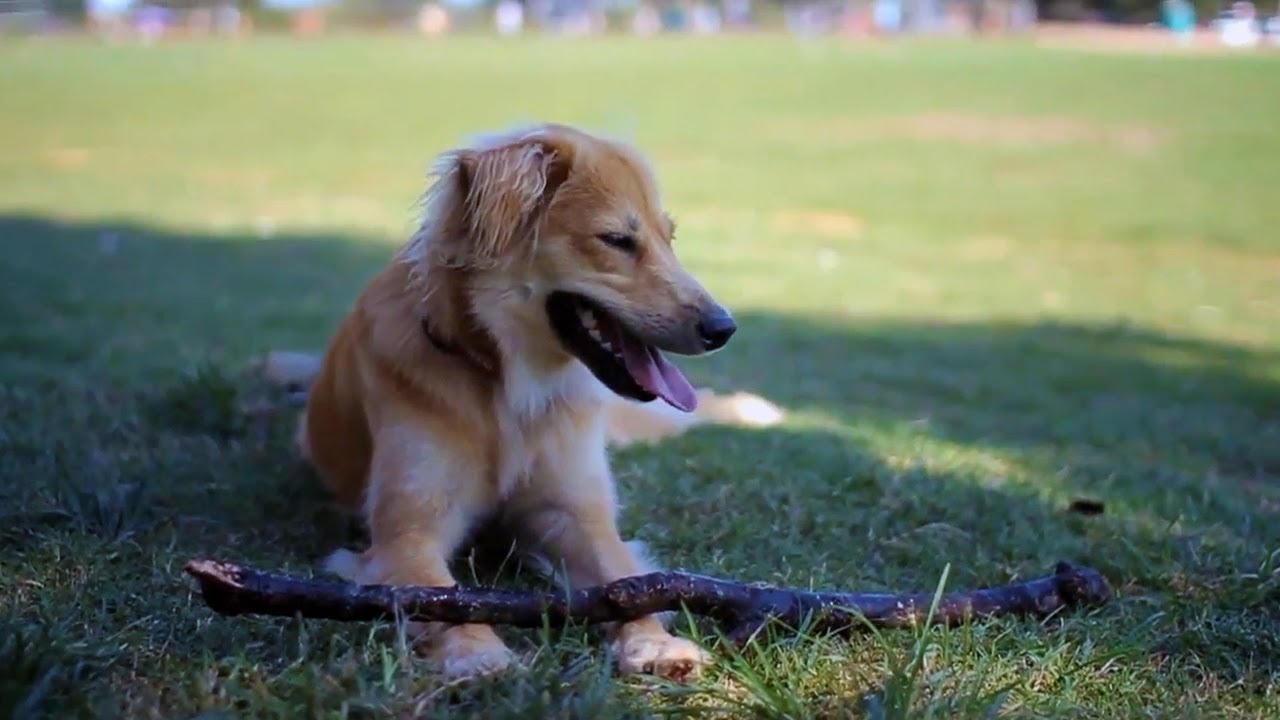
{"left": 596, "top": 232, "right": 638, "bottom": 254}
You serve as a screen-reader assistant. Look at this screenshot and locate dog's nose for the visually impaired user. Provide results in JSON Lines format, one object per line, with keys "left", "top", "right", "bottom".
{"left": 697, "top": 307, "right": 737, "bottom": 351}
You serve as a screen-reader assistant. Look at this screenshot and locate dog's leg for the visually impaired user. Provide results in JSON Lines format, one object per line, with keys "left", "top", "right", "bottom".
{"left": 508, "top": 438, "right": 710, "bottom": 681}
{"left": 327, "top": 416, "right": 513, "bottom": 682}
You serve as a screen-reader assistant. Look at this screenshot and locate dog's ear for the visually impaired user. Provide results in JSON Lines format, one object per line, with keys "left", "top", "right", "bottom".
{"left": 425, "top": 134, "right": 573, "bottom": 266}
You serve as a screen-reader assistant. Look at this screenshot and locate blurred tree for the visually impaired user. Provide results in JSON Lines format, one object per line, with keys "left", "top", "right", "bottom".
{"left": 47, "top": 0, "right": 86, "bottom": 22}
{"left": 1035, "top": 0, "right": 1222, "bottom": 21}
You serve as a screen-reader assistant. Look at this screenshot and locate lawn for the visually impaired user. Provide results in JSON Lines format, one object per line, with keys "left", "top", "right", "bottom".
{"left": 2, "top": 33, "right": 1279, "bottom": 719}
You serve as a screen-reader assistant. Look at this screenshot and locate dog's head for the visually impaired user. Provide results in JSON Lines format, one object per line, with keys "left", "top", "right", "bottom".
{"left": 408, "top": 124, "right": 735, "bottom": 412}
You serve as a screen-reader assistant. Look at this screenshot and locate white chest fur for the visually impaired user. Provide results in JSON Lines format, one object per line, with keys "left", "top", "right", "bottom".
{"left": 492, "top": 359, "right": 602, "bottom": 497}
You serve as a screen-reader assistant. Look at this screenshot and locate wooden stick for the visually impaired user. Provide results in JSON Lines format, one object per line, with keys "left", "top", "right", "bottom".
{"left": 184, "top": 559, "right": 1111, "bottom": 642}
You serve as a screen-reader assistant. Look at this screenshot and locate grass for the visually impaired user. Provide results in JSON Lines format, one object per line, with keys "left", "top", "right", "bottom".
{"left": 2, "top": 32, "right": 1279, "bottom": 719}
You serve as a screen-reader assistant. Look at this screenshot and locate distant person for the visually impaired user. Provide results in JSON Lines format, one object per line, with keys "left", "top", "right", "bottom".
{"left": 872, "top": 0, "right": 902, "bottom": 33}
{"left": 659, "top": 0, "right": 686, "bottom": 32}
{"left": 723, "top": 0, "right": 751, "bottom": 28}
{"left": 1219, "top": 0, "right": 1261, "bottom": 46}
{"left": 495, "top": 0, "right": 524, "bottom": 35}
{"left": 417, "top": 2, "right": 450, "bottom": 35}
{"left": 1161, "top": 0, "right": 1196, "bottom": 45}
{"left": 87, "top": 0, "right": 133, "bottom": 37}
{"left": 632, "top": 2, "right": 661, "bottom": 35}
{"left": 133, "top": 3, "right": 174, "bottom": 43}
{"left": 1009, "top": 0, "right": 1037, "bottom": 31}
{"left": 213, "top": 3, "right": 244, "bottom": 36}
{"left": 1266, "top": 2, "right": 1280, "bottom": 44}
{"left": 690, "top": 2, "right": 721, "bottom": 34}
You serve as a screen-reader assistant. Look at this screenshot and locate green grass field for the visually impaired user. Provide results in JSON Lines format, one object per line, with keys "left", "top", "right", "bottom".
{"left": 2, "top": 34, "right": 1280, "bottom": 719}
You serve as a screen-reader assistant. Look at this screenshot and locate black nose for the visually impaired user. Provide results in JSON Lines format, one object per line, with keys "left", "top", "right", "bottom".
{"left": 697, "top": 308, "right": 737, "bottom": 351}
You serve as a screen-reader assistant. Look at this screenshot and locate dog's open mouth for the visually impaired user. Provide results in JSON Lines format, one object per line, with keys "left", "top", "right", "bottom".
{"left": 546, "top": 291, "right": 698, "bottom": 412}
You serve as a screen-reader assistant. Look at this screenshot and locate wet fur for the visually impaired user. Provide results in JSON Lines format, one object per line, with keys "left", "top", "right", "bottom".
{"left": 290, "top": 123, "right": 779, "bottom": 681}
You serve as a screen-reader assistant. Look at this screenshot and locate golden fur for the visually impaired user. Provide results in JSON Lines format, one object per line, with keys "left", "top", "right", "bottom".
{"left": 284, "top": 123, "right": 782, "bottom": 682}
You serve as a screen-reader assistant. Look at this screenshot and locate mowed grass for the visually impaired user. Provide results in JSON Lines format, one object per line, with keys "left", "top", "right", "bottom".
{"left": 2, "top": 34, "right": 1280, "bottom": 719}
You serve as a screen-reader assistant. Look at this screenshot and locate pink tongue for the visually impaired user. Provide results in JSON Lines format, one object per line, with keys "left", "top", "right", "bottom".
{"left": 618, "top": 333, "right": 699, "bottom": 412}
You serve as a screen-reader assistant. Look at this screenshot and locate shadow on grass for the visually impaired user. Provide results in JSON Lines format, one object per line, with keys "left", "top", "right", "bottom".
{"left": 3, "top": 211, "right": 1277, "bottom": 561}
{"left": 3, "top": 213, "right": 1279, "bottom": 713}
{"left": 0, "top": 213, "right": 393, "bottom": 388}
{"left": 707, "top": 310, "right": 1280, "bottom": 558}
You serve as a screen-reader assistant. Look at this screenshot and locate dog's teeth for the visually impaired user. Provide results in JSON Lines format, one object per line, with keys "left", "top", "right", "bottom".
{"left": 579, "top": 310, "right": 597, "bottom": 330}
{"left": 601, "top": 340, "right": 613, "bottom": 352}
{"left": 588, "top": 327, "right": 604, "bottom": 343}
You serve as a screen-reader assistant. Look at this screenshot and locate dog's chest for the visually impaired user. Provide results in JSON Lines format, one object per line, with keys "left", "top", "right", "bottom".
{"left": 491, "top": 362, "right": 598, "bottom": 495}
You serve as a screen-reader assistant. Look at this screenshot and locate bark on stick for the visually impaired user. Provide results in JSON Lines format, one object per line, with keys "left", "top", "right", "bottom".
{"left": 184, "top": 559, "right": 1111, "bottom": 642}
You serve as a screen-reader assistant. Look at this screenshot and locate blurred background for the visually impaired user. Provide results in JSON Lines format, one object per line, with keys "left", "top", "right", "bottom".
{"left": 2, "top": 0, "right": 1279, "bottom": 45}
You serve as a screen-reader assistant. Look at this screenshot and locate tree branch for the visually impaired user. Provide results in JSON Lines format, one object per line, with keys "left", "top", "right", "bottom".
{"left": 184, "top": 559, "right": 1111, "bottom": 642}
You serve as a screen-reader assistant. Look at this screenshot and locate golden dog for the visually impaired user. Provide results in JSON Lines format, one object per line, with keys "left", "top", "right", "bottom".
{"left": 292, "top": 123, "right": 770, "bottom": 682}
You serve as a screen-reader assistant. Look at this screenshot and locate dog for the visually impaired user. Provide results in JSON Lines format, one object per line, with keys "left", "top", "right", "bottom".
{"left": 291, "top": 123, "right": 772, "bottom": 682}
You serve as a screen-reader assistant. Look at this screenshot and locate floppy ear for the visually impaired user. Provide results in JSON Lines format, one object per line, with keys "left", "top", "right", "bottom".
{"left": 420, "top": 135, "right": 573, "bottom": 268}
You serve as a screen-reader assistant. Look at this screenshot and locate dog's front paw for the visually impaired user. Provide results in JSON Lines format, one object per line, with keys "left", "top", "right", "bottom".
{"left": 430, "top": 629, "right": 518, "bottom": 682}
{"left": 612, "top": 633, "right": 710, "bottom": 682}
{"left": 437, "top": 645, "right": 517, "bottom": 682}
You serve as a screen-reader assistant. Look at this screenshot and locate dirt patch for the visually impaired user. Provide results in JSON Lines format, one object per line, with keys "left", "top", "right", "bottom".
{"left": 681, "top": 206, "right": 865, "bottom": 240}
{"left": 898, "top": 112, "right": 1166, "bottom": 152}
{"left": 44, "top": 146, "right": 91, "bottom": 169}
{"left": 770, "top": 209, "right": 865, "bottom": 239}
{"left": 762, "top": 111, "right": 1169, "bottom": 152}
{"left": 958, "top": 234, "right": 1016, "bottom": 261}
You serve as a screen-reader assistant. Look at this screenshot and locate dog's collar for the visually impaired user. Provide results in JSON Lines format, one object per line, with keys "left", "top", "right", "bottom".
{"left": 421, "top": 318, "right": 496, "bottom": 375}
